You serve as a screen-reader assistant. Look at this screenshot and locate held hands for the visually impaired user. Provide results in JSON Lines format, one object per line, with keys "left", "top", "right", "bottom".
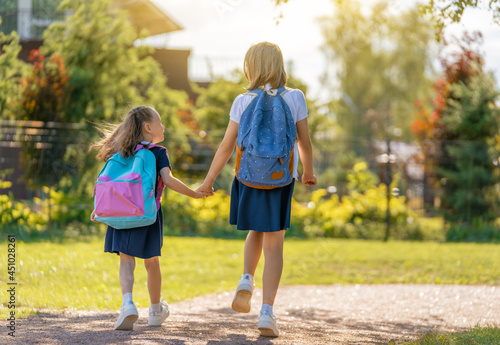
{"left": 195, "top": 180, "right": 215, "bottom": 198}
{"left": 302, "top": 173, "right": 317, "bottom": 187}
{"left": 193, "top": 191, "right": 213, "bottom": 199}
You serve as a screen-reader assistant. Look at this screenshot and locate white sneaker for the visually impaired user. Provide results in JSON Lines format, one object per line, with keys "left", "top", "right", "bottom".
{"left": 114, "top": 303, "right": 139, "bottom": 330}
{"left": 148, "top": 300, "right": 170, "bottom": 326}
{"left": 258, "top": 311, "right": 279, "bottom": 337}
{"left": 231, "top": 275, "right": 255, "bottom": 313}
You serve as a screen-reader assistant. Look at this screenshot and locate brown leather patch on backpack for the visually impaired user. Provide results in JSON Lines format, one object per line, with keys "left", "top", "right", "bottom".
{"left": 272, "top": 171, "right": 284, "bottom": 180}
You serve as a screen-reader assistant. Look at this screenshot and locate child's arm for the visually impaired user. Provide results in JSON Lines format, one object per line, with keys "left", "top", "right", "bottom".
{"left": 160, "top": 167, "right": 211, "bottom": 198}
{"left": 197, "top": 120, "right": 239, "bottom": 193}
{"left": 296, "top": 118, "right": 317, "bottom": 187}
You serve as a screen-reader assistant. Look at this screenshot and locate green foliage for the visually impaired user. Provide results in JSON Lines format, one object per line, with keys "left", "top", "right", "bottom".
{"left": 347, "top": 161, "right": 379, "bottom": 193}
{"left": 439, "top": 140, "right": 499, "bottom": 223}
{"left": 446, "top": 218, "right": 500, "bottom": 242}
{"left": 1, "top": 238, "right": 498, "bottom": 319}
{"left": 16, "top": 50, "right": 80, "bottom": 189}
{"left": 321, "top": 1, "right": 435, "bottom": 143}
{"left": 292, "top": 177, "right": 431, "bottom": 240}
{"left": 162, "top": 189, "right": 237, "bottom": 238}
{"left": 12, "top": 0, "right": 192, "bottom": 204}
{"left": 0, "top": 17, "right": 29, "bottom": 119}
{"left": 273, "top": 0, "right": 500, "bottom": 35}
{"left": 41, "top": 0, "right": 189, "bottom": 125}
{"left": 193, "top": 72, "right": 247, "bottom": 132}
{"left": 0, "top": 190, "right": 48, "bottom": 234}
{"left": 414, "top": 35, "right": 500, "bottom": 225}
{"left": 0, "top": 181, "right": 100, "bottom": 240}
{"left": 439, "top": 73, "right": 500, "bottom": 223}
{"left": 401, "top": 325, "right": 500, "bottom": 345}
{"left": 443, "top": 72, "right": 500, "bottom": 138}
{"left": 158, "top": 165, "right": 432, "bottom": 241}
{"left": 3, "top": 175, "right": 443, "bottom": 242}
{"left": 420, "top": 0, "right": 500, "bottom": 36}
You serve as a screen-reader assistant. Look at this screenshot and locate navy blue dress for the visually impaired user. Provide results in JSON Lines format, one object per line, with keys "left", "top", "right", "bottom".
{"left": 229, "top": 177, "right": 295, "bottom": 232}
{"left": 104, "top": 146, "right": 170, "bottom": 259}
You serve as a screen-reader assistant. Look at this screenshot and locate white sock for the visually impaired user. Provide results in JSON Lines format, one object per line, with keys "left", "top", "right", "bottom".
{"left": 150, "top": 302, "right": 161, "bottom": 313}
{"left": 261, "top": 304, "right": 273, "bottom": 315}
{"left": 122, "top": 292, "right": 133, "bottom": 306}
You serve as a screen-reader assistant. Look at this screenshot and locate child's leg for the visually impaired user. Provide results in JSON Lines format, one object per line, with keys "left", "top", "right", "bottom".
{"left": 244, "top": 230, "right": 263, "bottom": 276}
{"left": 145, "top": 256, "right": 170, "bottom": 326}
{"left": 144, "top": 256, "right": 161, "bottom": 304}
{"left": 115, "top": 252, "right": 139, "bottom": 330}
{"left": 262, "top": 230, "right": 286, "bottom": 307}
{"left": 232, "top": 231, "right": 262, "bottom": 313}
{"left": 119, "top": 252, "right": 136, "bottom": 298}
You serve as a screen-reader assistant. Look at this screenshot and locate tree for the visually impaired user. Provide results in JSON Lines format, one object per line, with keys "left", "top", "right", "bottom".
{"left": 17, "top": 49, "right": 74, "bottom": 189}
{"left": 193, "top": 71, "right": 247, "bottom": 132}
{"left": 412, "top": 32, "right": 500, "bottom": 223}
{"left": 420, "top": 0, "right": 500, "bottom": 34}
{"left": 320, "top": 1, "right": 435, "bottom": 147}
{"left": 24, "top": 0, "right": 192, "bottom": 196}
{"left": 272, "top": 1, "right": 500, "bottom": 38}
{"left": 0, "top": 16, "right": 29, "bottom": 119}
{"left": 41, "top": 0, "right": 188, "bottom": 126}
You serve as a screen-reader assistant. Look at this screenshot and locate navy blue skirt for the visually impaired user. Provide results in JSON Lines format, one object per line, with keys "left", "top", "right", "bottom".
{"left": 230, "top": 177, "right": 295, "bottom": 232}
{"left": 104, "top": 208, "right": 163, "bottom": 259}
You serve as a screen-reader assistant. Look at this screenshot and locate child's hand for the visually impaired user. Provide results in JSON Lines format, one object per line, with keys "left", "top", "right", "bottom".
{"left": 192, "top": 191, "right": 213, "bottom": 199}
{"left": 196, "top": 182, "right": 215, "bottom": 195}
{"left": 90, "top": 209, "right": 100, "bottom": 223}
{"left": 302, "top": 174, "right": 317, "bottom": 187}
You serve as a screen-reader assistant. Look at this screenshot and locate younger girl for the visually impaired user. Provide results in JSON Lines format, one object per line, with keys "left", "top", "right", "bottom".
{"left": 197, "top": 42, "right": 316, "bottom": 337}
{"left": 90, "top": 106, "right": 211, "bottom": 330}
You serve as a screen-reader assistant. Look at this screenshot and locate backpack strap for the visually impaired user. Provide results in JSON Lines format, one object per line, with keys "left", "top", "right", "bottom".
{"left": 134, "top": 142, "right": 168, "bottom": 210}
{"left": 134, "top": 142, "right": 161, "bottom": 152}
{"left": 279, "top": 87, "right": 289, "bottom": 97}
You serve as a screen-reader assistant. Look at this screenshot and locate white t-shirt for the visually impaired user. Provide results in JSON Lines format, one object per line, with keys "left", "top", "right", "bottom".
{"left": 229, "top": 84, "right": 308, "bottom": 179}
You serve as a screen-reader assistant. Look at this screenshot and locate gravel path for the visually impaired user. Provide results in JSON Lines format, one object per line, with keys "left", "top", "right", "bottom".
{"left": 3, "top": 285, "right": 499, "bottom": 345}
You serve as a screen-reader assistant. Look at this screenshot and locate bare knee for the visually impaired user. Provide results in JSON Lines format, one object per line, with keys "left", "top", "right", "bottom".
{"left": 247, "top": 230, "right": 264, "bottom": 241}
{"left": 120, "top": 253, "right": 136, "bottom": 269}
{"left": 263, "top": 230, "right": 285, "bottom": 253}
{"left": 144, "top": 256, "right": 160, "bottom": 271}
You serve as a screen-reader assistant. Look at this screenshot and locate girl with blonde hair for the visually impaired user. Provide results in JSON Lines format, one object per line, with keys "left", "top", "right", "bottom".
{"left": 197, "top": 42, "right": 316, "bottom": 337}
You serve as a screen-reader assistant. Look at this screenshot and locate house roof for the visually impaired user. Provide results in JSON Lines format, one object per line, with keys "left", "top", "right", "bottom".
{"left": 112, "top": 0, "right": 182, "bottom": 36}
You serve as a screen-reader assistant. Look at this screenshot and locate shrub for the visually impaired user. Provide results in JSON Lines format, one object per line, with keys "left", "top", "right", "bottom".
{"left": 0, "top": 181, "right": 48, "bottom": 238}
{"left": 291, "top": 176, "right": 432, "bottom": 240}
{"left": 446, "top": 218, "right": 500, "bottom": 243}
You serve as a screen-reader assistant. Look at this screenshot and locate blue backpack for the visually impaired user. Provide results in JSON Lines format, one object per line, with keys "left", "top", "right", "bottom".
{"left": 235, "top": 87, "right": 297, "bottom": 189}
{"left": 93, "top": 143, "right": 165, "bottom": 229}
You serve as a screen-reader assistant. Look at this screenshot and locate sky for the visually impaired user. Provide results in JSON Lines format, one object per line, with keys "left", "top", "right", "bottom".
{"left": 153, "top": 0, "right": 500, "bottom": 103}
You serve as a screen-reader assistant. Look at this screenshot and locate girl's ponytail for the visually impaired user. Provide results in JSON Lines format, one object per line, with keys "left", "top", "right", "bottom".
{"left": 90, "top": 106, "right": 156, "bottom": 161}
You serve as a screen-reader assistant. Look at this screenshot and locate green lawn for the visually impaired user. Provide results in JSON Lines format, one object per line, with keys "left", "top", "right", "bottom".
{"left": 0, "top": 237, "right": 499, "bottom": 319}
{"left": 399, "top": 325, "right": 500, "bottom": 345}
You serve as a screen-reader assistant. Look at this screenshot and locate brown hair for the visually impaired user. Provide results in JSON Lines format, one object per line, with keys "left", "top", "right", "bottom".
{"left": 90, "top": 106, "right": 156, "bottom": 162}
{"left": 244, "top": 42, "right": 287, "bottom": 90}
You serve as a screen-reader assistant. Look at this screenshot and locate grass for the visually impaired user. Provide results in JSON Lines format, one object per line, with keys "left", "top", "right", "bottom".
{"left": 0, "top": 237, "right": 499, "bottom": 320}
{"left": 396, "top": 325, "right": 500, "bottom": 344}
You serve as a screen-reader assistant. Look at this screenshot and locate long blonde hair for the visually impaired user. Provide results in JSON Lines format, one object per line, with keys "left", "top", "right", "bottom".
{"left": 244, "top": 42, "right": 287, "bottom": 90}
{"left": 90, "top": 106, "right": 156, "bottom": 162}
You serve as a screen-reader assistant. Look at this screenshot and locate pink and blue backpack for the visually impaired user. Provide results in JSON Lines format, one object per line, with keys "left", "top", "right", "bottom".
{"left": 93, "top": 143, "right": 166, "bottom": 229}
